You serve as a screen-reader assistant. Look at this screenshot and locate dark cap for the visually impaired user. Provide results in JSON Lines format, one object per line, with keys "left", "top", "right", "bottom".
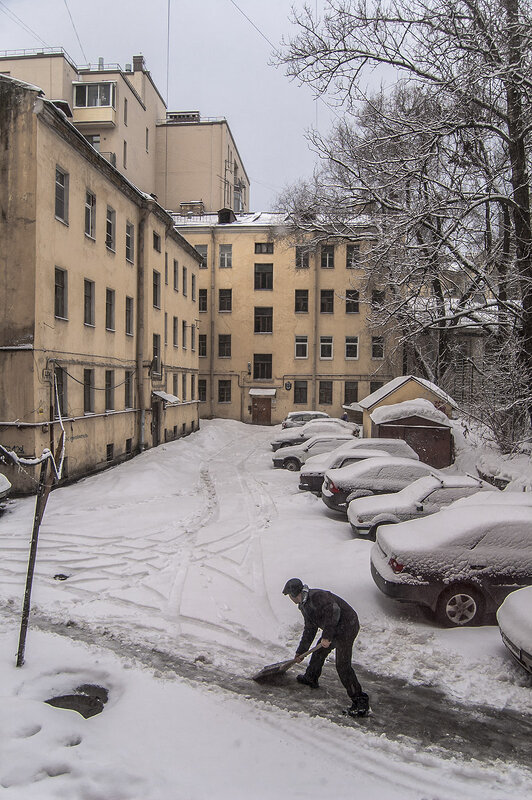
{"left": 282, "top": 578, "right": 304, "bottom": 597}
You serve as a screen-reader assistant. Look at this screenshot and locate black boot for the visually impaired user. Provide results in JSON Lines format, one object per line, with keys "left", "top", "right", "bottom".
{"left": 346, "top": 692, "right": 370, "bottom": 717}
{"left": 296, "top": 673, "right": 319, "bottom": 689}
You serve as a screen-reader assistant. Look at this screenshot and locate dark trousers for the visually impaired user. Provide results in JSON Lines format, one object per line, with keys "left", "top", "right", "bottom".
{"left": 305, "top": 623, "right": 362, "bottom": 700}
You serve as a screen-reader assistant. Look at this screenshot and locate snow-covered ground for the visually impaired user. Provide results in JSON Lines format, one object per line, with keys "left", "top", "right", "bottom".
{"left": 0, "top": 419, "right": 531, "bottom": 799}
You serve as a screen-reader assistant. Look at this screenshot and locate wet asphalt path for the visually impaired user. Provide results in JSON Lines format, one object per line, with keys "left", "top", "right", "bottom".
{"left": 24, "top": 612, "right": 532, "bottom": 771}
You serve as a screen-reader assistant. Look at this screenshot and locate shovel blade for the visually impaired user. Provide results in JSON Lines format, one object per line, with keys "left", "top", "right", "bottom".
{"left": 252, "top": 657, "right": 296, "bottom": 682}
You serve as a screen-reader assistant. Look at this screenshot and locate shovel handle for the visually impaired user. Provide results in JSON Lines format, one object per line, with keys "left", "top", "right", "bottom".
{"left": 294, "top": 642, "right": 326, "bottom": 662}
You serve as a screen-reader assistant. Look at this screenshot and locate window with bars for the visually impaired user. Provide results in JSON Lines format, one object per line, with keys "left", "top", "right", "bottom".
{"left": 294, "top": 380, "right": 308, "bottom": 404}
{"left": 254, "top": 306, "right": 273, "bottom": 333}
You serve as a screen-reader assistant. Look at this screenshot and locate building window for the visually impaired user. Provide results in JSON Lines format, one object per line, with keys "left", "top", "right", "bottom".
{"left": 199, "top": 288, "right": 207, "bottom": 312}
{"left": 83, "top": 369, "right": 94, "bottom": 413}
{"left": 294, "top": 380, "right": 308, "bottom": 404}
{"left": 320, "top": 290, "right": 334, "bottom": 313}
{"left": 198, "top": 379, "right": 207, "bottom": 402}
{"left": 346, "top": 289, "right": 359, "bottom": 313}
{"left": 255, "top": 242, "right": 274, "bottom": 254}
{"left": 54, "top": 267, "right": 67, "bottom": 319}
{"left": 54, "top": 365, "right": 67, "bottom": 417}
{"left": 125, "top": 437, "right": 132, "bottom": 454}
{"left": 164, "top": 312, "right": 168, "bottom": 345}
{"left": 165, "top": 253, "right": 169, "bottom": 285}
{"left": 105, "top": 289, "right": 115, "bottom": 331}
{"left": 254, "top": 306, "right": 273, "bottom": 333}
{"left": 182, "top": 373, "right": 187, "bottom": 402}
{"left": 106, "top": 207, "right": 116, "bottom": 251}
{"left": 295, "top": 246, "right": 310, "bottom": 269}
{"left": 146, "top": 127, "right": 149, "bottom": 152}
{"left": 173, "top": 259, "right": 179, "bottom": 291}
{"left": 254, "top": 263, "right": 273, "bottom": 290}
{"left": 219, "top": 289, "right": 232, "bottom": 311}
{"left": 321, "top": 244, "right": 335, "bottom": 269}
{"left": 153, "top": 334, "right": 161, "bottom": 374}
{"left": 195, "top": 244, "right": 208, "bottom": 268}
{"left": 182, "top": 320, "right": 187, "bottom": 349}
{"left": 191, "top": 325, "right": 196, "bottom": 351}
{"left": 124, "top": 96, "right": 128, "bottom": 125}
{"left": 218, "top": 379, "right": 231, "bottom": 403}
{"left": 105, "top": 370, "right": 114, "bottom": 410}
{"left": 126, "top": 222, "right": 134, "bottom": 262}
{"left": 219, "top": 244, "right": 232, "bottom": 268}
{"left": 319, "top": 380, "right": 333, "bottom": 405}
{"left": 370, "top": 380, "right": 384, "bottom": 394}
{"left": 191, "top": 274, "right": 196, "bottom": 301}
{"left": 85, "top": 191, "right": 96, "bottom": 238}
{"left": 320, "top": 336, "right": 333, "bottom": 359}
{"left": 295, "top": 289, "right": 308, "bottom": 313}
{"left": 153, "top": 270, "right": 161, "bottom": 308}
{"left": 173, "top": 316, "right": 178, "bottom": 347}
{"left": 346, "top": 243, "right": 360, "bottom": 269}
{"left": 106, "top": 443, "right": 114, "bottom": 462}
{"left": 55, "top": 167, "right": 69, "bottom": 223}
{"left": 172, "top": 373, "right": 178, "bottom": 397}
{"left": 295, "top": 335, "right": 308, "bottom": 359}
{"left": 125, "top": 370, "right": 133, "bottom": 408}
{"left": 253, "top": 354, "right": 272, "bottom": 380}
{"left": 125, "top": 296, "right": 134, "bottom": 336}
{"left": 345, "top": 336, "right": 359, "bottom": 359}
{"left": 85, "top": 133, "right": 100, "bottom": 151}
{"left": 372, "top": 289, "right": 386, "bottom": 307}
{"left": 123, "top": 140, "right": 127, "bottom": 169}
{"left": 218, "top": 334, "right": 231, "bottom": 357}
{"left": 344, "top": 381, "right": 358, "bottom": 405}
{"left": 191, "top": 374, "right": 195, "bottom": 400}
{"left": 182, "top": 266, "right": 188, "bottom": 296}
{"left": 153, "top": 231, "right": 161, "bottom": 252}
{"left": 199, "top": 334, "right": 207, "bottom": 357}
{"left": 372, "top": 336, "right": 385, "bottom": 359}
{"left": 74, "top": 82, "right": 116, "bottom": 108}
{"left": 83, "top": 279, "right": 94, "bottom": 325}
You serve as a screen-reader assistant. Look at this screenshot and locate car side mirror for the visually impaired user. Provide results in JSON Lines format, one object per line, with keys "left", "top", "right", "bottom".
{"left": 416, "top": 503, "right": 424, "bottom": 511}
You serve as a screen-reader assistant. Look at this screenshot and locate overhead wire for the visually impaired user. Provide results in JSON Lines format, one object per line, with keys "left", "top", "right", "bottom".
{"left": 62, "top": 0, "right": 88, "bottom": 63}
{"left": 0, "top": 0, "right": 49, "bottom": 47}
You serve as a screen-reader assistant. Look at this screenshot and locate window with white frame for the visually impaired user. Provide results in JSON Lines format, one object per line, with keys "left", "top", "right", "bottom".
{"left": 85, "top": 191, "right": 96, "bottom": 238}
{"left": 125, "top": 222, "right": 134, "bottom": 262}
{"left": 74, "top": 82, "right": 116, "bottom": 108}
{"left": 320, "top": 336, "right": 333, "bottom": 359}
{"left": 195, "top": 244, "right": 208, "bottom": 268}
{"left": 106, "top": 207, "right": 116, "bottom": 251}
{"left": 295, "top": 335, "right": 308, "bottom": 359}
{"left": 345, "top": 336, "right": 359, "bottom": 359}
{"left": 321, "top": 244, "right": 335, "bottom": 269}
{"left": 219, "top": 244, "right": 232, "bottom": 268}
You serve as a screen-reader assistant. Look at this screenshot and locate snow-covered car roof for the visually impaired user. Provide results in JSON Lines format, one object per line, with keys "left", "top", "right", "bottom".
{"left": 497, "top": 586, "right": 532, "bottom": 656}
{"left": 285, "top": 410, "right": 328, "bottom": 419}
{"left": 449, "top": 490, "right": 532, "bottom": 509}
{"left": 271, "top": 421, "right": 355, "bottom": 445}
{"left": 325, "top": 456, "right": 437, "bottom": 485}
{"left": 348, "top": 474, "right": 494, "bottom": 517}
{"left": 302, "top": 448, "right": 391, "bottom": 474}
{"left": 378, "top": 505, "right": 532, "bottom": 555}
{"left": 0, "top": 473, "right": 11, "bottom": 496}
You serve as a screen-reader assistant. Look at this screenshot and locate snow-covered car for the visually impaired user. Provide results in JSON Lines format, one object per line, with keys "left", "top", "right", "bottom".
{"left": 448, "top": 490, "right": 532, "bottom": 510}
{"left": 497, "top": 586, "right": 532, "bottom": 674}
{"left": 270, "top": 419, "right": 356, "bottom": 451}
{"left": 348, "top": 474, "right": 497, "bottom": 539}
{"left": 280, "top": 411, "right": 330, "bottom": 429}
{"left": 298, "top": 437, "right": 420, "bottom": 493}
{"left": 271, "top": 433, "right": 356, "bottom": 471}
{"left": 0, "top": 473, "right": 11, "bottom": 502}
{"left": 371, "top": 506, "right": 532, "bottom": 627}
{"left": 321, "top": 457, "right": 444, "bottom": 515}
{"left": 299, "top": 448, "right": 392, "bottom": 493}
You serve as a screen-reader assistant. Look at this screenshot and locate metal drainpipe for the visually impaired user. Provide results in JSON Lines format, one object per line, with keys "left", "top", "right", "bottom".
{"left": 209, "top": 226, "right": 216, "bottom": 414}
{"left": 312, "top": 248, "right": 319, "bottom": 408}
{"left": 136, "top": 209, "right": 148, "bottom": 451}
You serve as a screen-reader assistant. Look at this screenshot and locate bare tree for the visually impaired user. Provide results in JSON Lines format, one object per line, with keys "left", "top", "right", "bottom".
{"left": 277, "top": 0, "right": 532, "bottom": 448}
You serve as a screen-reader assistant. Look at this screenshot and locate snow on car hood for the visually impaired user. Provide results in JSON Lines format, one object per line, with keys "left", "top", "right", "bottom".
{"left": 301, "top": 448, "right": 390, "bottom": 476}
{"left": 0, "top": 473, "right": 11, "bottom": 494}
{"left": 271, "top": 421, "right": 353, "bottom": 444}
{"left": 450, "top": 490, "right": 532, "bottom": 509}
{"left": 325, "top": 457, "right": 440, "bottom": 490}
{"left": 497, "top": 586, "right": 532, "bottom": 652}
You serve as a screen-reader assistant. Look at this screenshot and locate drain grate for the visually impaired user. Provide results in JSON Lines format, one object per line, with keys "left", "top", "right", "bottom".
{"left": 45, "top": 684, "right": 108, "bottom": 718}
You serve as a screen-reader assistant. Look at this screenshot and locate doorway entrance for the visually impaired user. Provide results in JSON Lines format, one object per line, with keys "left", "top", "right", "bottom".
{"left": 251, "top": 396, "right": 271, "bottom": 425}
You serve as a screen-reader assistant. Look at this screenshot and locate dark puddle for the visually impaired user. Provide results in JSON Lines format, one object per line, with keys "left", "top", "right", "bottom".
{"left": 45, "top": 684, "right": 108, "bottom": 718}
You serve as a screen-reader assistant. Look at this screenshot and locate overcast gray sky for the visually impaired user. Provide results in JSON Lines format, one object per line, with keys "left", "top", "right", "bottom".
{"left": 0, "top": 0, "right": 337, "bottom": 210}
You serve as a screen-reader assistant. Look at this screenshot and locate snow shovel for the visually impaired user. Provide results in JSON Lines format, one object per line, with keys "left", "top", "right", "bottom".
{"left": 252, "top": 643, "right": 324, "bottom": 682}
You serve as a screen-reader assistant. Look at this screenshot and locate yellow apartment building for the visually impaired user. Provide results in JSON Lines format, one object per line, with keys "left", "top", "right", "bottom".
{"left": 0, "top": 74, "right": 201, "bottom": 492}
{"left": 173, "top": 211, "right": 400, "bottom": 425}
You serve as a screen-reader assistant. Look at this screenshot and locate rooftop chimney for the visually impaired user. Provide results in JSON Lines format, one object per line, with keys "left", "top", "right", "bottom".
{"left": 98, "top": 57, "right": 104, "bottom": 69}
{"left": 133, "top": 55, "right": 145, "bottom": 72}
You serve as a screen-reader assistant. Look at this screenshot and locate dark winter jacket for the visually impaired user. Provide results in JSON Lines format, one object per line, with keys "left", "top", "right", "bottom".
{"left": 295, "top": 588, "right": 359, "bottom": 655}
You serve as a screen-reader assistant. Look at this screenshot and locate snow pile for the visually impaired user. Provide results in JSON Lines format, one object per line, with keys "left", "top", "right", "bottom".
{"left": 371, "top": 399, "right": 450, "bottom": 426}
{"left": 497, "top": 587, "right": 532, "bottom": 652}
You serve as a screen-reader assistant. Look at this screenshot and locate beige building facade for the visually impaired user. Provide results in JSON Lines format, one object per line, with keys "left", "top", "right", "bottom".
{"left": 0, "top": 75, "right": 201, "bottom": 492}
{"left": 173, "top": 212, "right": 400, "bottom": 426}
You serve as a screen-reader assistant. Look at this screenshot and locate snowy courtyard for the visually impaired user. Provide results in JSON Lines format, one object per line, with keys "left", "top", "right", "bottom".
{"left": 1, "top": 419, "right": 531, "bottom": 799}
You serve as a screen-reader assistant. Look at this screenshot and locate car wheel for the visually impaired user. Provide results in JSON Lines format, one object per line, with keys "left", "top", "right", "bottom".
{"left": 284, "top": 458, "right": 300, "bottom": 472}
{"left": 435, "top": 585, "right": 485, "bottom": 627}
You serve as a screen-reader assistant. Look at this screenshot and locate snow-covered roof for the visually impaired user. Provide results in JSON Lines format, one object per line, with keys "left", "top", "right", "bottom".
{"left": 371, "top": 399, "right": 451, "bottom": 427}
{"left": 152, "top": 390, "right": 180, "bottom": 405}
{"left": 359, "top": 375, "right": 456, "bottom": 410}
{"left": 172, "top": 211, "right": 290, "bottom": 227}
{"left": 497, "top": 586, "right": 532, "bottom": 653}
{"left": 249, "top": 388, "right": 276, "bottom": 396}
